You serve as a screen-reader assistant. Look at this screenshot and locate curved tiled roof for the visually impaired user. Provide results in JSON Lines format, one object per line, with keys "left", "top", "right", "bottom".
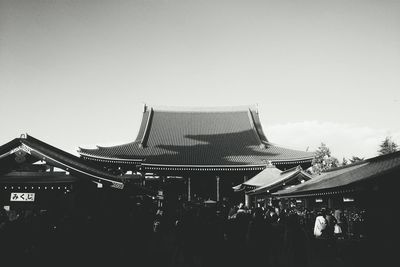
{"left": 79, "top": 105, "right": 314, "bottom": 169}
{"left": 0, "top": 135, "right": 153, "bottom": 194}
{"left": 247, "top": 166, "right": 312, "bottom": 195}
{"left": 233, "top": 165, "right": 312, "bottom": 193}
{"left": 273, "top": 151, "right": 400, "bottom": 198}
{"left": 233, "top": 164, "right": 282, "bottom": 191}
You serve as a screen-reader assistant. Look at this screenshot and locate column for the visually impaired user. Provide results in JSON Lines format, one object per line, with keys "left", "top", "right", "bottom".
{"left": 216, "top": 176, "right": 220, "bottom": 202}
{"left": 305, "top": 198, "right": 310, "bottom": 210}
{"left": 141, "top": 172, "right": 146, "bottom": 186}
{"left": 328, "top": 197, "right": 333, "bottom": 209}
{"left": 244, "top": 176, "right": 250, "bottom": 208}
{"left": 187, "top": 177, "right": 191, "bottom": 202}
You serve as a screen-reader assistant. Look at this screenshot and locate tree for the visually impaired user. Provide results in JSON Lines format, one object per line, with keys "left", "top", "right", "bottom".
{"left": 378, "top": 136, "right": 398, "bottom": 155}
{"left": 342, "top": 157, "right": 348, "bottom": 166}
{"left": 311, "top": 143, "right": 339, "bottom": 174}
{"left": 349, "top": 156, "right": 364, "bottom": 164}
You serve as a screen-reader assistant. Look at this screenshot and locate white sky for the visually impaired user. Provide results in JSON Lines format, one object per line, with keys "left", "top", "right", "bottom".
{"left": 1, "top": 0, "right": 399, "bottom": 160}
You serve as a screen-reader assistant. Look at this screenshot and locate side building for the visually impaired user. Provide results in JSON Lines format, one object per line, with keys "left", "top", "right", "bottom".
{"left": 272, "top": 151, "right": 400, "bottom": 241}
{"left": 0, "top": 135, "right": 150, "bottom": 216}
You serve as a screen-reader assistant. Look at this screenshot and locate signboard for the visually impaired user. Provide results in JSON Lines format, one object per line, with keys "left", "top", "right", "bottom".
{"left": 315, "top": 198, "right": 323, "bottom": 203}
{"left": 343, "top": 197, "right": 354, "bottom": 202}
{"left": 10, "top": 192, "right": 35, "bottom": 202}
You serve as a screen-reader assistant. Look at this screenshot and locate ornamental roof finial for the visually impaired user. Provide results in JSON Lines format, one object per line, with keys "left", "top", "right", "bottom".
{"left": 263, "top": 160, "right": 274, "bottom": 167}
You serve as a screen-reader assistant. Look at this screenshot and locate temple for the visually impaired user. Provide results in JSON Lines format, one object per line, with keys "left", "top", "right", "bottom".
{"left": 79, "top": 105, "right": 314, "bottom": 204}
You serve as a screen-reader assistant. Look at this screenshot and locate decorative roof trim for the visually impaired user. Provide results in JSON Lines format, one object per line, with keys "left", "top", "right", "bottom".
{"left": 78, "top": 152, "right": 143, "bottom": 162}
{"left": 144, "top": 166, "right": 266, "bottom": 172}
{"left": 79, "top": 154, "right": 312, "bottom": 166}
{"left": 247, "top": 108, "right": 265, "bottom": 148}
{"left": 143, "top": 163, "right": 268, "bottom": 168}
{"left": 273, "top": 158, "right": 313, "bottom": 164}
{"left": 24, "top": 145, "right": 125, "bottom": 189}
{"left": 0, "top": 151, "right": 12, "bottom": 160}
{"left": 281, "top": 165, "right": 302, "bottom": 174}
{"left": 0, "top": 144, "right": 32, "bottom": 160}
{"left": 274, "top": 188, "right": 357, "bottom": 199}
{"left": 139, "top": 107, "right": 153, "bottom": 148}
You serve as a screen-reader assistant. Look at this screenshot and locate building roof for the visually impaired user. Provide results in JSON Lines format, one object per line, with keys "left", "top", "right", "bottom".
{"left": 273, "top": 151, "right": 400, "bottom": 198}
{"left": 79, "top": 105, "right": 314, "bottom": 170}
{"left": 248, "top": 166, "right": 312, "bottom": 195}
{"left": 233, "top": 163, "right": 282, "bottom": 191}
{"left": 0, "top": 135, "right": 152, "bottom": 194}
{"left": 233, "top": 165, "right": 312, "bottom": 193}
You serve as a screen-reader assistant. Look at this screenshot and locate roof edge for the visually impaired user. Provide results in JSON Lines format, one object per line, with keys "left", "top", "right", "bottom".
{"left": 145, "top": 104, "right": 258, "bottom": 113}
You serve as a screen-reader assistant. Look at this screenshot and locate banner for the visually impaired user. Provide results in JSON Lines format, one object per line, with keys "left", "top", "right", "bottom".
{"left": 10, "top": 192, "right": 35, "bottom": 202}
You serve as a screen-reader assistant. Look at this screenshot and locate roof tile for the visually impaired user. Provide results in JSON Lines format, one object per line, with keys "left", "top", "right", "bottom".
{"left": 79, "top": 106, "right": 314, "bottom": 166}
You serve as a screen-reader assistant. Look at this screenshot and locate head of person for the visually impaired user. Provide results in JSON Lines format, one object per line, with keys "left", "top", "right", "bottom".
{"left": 252, "top": 207, "right": 263, "bottom": 219}
{"left": 320, "top": 208, "right": 327, "bottom": 217}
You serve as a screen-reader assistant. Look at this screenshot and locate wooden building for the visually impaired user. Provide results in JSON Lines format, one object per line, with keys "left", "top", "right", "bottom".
{"left": 233, "top": 164, "right": 312, "bottom": 207}
{"left": 273, "top": 151, "right": 400, "bottom": 242}
{"left": 0, "top": 135, "right": 149, "bottom": 213}
{"left": 273, "top": 151, "right": 400, "bottom": 208}
{"left": 79, "top": 105, "right": 314, "bottom": 205}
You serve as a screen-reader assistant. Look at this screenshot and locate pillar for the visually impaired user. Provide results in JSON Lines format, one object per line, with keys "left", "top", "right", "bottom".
{"left": 187, "top": 177, "right": 191, "bottom": 202}
{"left": 141, "top": 172, "right": 146, "bottom": 186}
{"left": 244, "top": 176, "right": 250, "bottom": 208}
{"left": 305, "top": 198, "right": 310, "bottom": 209}
{"left": 216, "top": 176, "right": 220, "bottom": 202}
{"left": 328, "top": 197, "right": 333, "bottom": 209}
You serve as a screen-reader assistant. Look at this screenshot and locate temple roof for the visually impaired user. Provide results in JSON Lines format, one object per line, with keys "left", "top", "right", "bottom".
{"left": 273, "top": 151, "right": 400, "bottom": 198}
{"left": 79, "top": 105, "right": 314, "bottom": 170}
{"left": 0, "top": 135, "right": 151, "bottom": 193}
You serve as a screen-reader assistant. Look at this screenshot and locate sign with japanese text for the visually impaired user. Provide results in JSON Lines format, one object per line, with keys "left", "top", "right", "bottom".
{"left": 10, "top": 192, "right": 35, "bottom": 202}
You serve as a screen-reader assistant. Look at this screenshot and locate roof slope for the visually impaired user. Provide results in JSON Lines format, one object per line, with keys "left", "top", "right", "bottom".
{"left": 248, "top": 166, "right": 312, "bottom": 195}
{"left": 233, "top": 164, "right": 282, "bottom": 191}
{"left": 233, "top": 165, "right": 311, "bottom": 193}
{"left": 79, "top": 105, "right": 314, "bottom": 168}
{"left": 0, "top": 135, "right": 151, "bottom": 193}
{"left": 273, "top": 151, "right": 400, "bottom": 197}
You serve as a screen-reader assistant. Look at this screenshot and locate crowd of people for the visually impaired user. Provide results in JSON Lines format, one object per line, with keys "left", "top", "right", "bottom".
{"left": 0, "top": 200, "right": 369, "bottom": 267}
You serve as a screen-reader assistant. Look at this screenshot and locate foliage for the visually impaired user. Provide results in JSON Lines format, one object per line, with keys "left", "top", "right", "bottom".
{"left": 311, "top": 143, "right": 339, "bottom": 174}
{"left": 342, "top": 157, "right": 348, "bottom": 166}
{"left": 378, "top": 136, "right": 398, "bottom": 155}
{"left": 349, "top": 156, "right": 364, "bottom": 164}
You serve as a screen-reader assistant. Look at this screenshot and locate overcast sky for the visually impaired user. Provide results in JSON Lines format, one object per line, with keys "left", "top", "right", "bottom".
{"left": 1, "top": 0, "right": 399, "bottom": 161}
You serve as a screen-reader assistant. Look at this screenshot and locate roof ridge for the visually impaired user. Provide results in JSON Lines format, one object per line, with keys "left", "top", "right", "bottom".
{"left": 146, "top": 104, "right": 258, "bottom": 113}
{"left": 247, "top": 108, "right": 265, "bottom": 148}
{"left": 367, "top": 150, "right": 400, "bottom": 162}
{"left": 281, "top": 165, "right": 302, "bottom": 174}
{"left": 139, "top": 107, "right": 153, "bottom": 148}
{"left": 321, "top": 151, "right": 400, "bottom": 174}
{"left": 321, "top": 160, "right": 367, "bottom": 173}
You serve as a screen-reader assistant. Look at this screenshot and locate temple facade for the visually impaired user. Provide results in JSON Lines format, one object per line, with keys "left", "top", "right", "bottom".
{"left": 79, "top": 105, "right": 314, "bottom": 205}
